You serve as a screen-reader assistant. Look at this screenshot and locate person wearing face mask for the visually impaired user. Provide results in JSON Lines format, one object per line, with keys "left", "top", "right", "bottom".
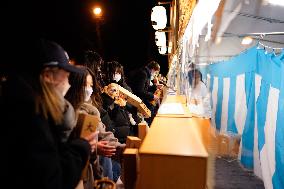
{"left": 148, "top": 70, "right": 160, "bottom": 92}
{"left": 84, "top": 85, "right": 93, "bottom": 102}
{"left": 54, "top": 76, "right": 71, "bottom": 96}
{"left": 102, "top": 61, "right": 140, "bottom": 134}
{"left": 66, "top": 68, "right": 126, "bottom": 183}
{"left": 149, "top": 70, "right": 159, "bottom": 86}
{"left": 103, "top": 61, "right": 132, "bottom": 92}
{"left": 127, "top": 60, "right": 161, "bottom": 125}
{"left": 0, "top": 38, "right": 98, "bottom": 189}
{"left": 49, "top": 61, "right": 78, "bottom": 143}
{"left": 101, "top": 61, "right": 132, "bottom": 143}
{"left": 81, "top": 51, "right": 118, "bottom": 138}
{"left": 82, "top": 51, "right": 118, "bottom": 135}
{"left": 101, "top": 61, "right": 137, "bottom": 182}
{"left": 113, "top": 73, "right": 121, "bottom": 82}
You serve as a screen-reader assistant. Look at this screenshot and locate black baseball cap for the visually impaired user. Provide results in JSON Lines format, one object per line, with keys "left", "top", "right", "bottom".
{"left": 38, "top": 39, "right": 84, "bottom": 74}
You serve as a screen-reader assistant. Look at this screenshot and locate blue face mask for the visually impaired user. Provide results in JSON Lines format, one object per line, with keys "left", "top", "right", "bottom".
{"left": 84, "top": 87, "right": 93, "bottom": 102}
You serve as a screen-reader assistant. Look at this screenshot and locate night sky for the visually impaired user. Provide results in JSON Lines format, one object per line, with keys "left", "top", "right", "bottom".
{"left": 1, "top": 0, "right": 169, "bottom": 75}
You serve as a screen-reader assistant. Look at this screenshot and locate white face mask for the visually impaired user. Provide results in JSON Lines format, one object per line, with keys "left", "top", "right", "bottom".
{"left": 55, "top": 81, "right": 71, "bottom": 97}
{"left": 113, "top": 73, "right": 122, "bottom": 82}
{"left": 84, "top": 87, "right": 93, "bottom": 102}
{"left": 62, "top": 83, "right": 71, "bottom": 97}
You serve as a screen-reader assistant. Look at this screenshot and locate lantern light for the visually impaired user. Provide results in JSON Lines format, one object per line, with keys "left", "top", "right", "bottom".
{"left": 241, "top": 36, "right": 253, "bottom": 45}
{"left": 151, "top": 6, "right": 167, "bottom": 30}
{"left": 158, "top": 46, "right": 167, "bottom": 54}
{"left": 155, "top": 31, "right": 166, "bottom": 47}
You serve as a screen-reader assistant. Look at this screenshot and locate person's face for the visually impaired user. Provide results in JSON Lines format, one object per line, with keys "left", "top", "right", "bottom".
{"left": 115, "top": 68, "right": 121, "bottom": 74}
{"left": 43, "top": 67, "right": 70, "bottom": 96}
{"left": 53, "top": 69, "right": 69, "bottom": 83}
{"left": 84, "top": 74, "right": 94, "bottom": 101}
{"left": 86, "top": 74, "right": 93, "bottom": 88}
{"left": 151, "top": 69, "right": 159, "bottom": 78}
{"left": 113, "top": 69, "right": 122, "bottom": 82}
{"left": 114, "top": 67, "right": 122, "bottom": 77}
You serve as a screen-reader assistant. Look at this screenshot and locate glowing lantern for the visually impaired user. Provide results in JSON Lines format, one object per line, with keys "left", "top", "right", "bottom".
{"left": 151, "top": 6, "right": 167, "bottom": 30}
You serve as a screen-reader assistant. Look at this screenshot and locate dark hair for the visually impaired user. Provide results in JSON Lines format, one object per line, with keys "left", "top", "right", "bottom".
{"left": 65, "top": 67, "right": 102, "bottom": 110}
{"left": 87, "top": 68, "right": 103, "bottom": 109}
{"left": 147, "top": 61, "right": 160, "bottom": 71}
{"left": 83, "top": 50, "right": 105, "bottom": 88}
{"left": 65, "top": 68, "right": 86, "bottom": 111}
{"left": 188, "top": 69, "right": 203, "bottom": 87}
{"left": 83, "top": 50, "right": 103, "bottom": 71}
{"left": 102, "top": 61, "right": 126, "bottom": 85}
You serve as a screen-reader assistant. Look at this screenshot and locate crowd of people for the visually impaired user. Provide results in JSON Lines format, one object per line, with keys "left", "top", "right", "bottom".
{"left": 0, "top": 36, "right": 212, "bottom": 189}
{"left": 0, "top": 38, "right": 164, "bottom": 189}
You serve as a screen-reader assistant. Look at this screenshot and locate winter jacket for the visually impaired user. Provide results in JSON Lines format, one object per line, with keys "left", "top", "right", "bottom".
{"left": 0, "top": 75, "right": 90, "bottom": 189}
{"left": 127, "top": 67, "right": 154, "bottom": 102}
{"left": 101, "top": 93, "right": 131, "bottom": 143}
{"left": 99, "top": 107, "right": 116, "bottom": 133}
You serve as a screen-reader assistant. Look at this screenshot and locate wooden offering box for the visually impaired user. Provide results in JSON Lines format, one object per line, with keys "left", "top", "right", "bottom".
{"left": 136, "top": 117, "right": 209, "bottom": 189}
{"left": 76, "top": 114, "right": 99, "bottom": 138}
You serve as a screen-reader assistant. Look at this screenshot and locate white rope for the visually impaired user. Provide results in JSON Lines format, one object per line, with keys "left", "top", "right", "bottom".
{"left": 258, "top": 41, "right": 283, "bottom": 50}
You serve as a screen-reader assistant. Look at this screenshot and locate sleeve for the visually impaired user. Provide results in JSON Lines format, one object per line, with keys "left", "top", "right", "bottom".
{"left": 148, "top": 82, "right": 157, "bottom": 93}
{"left": 200, "top": 82, "right": 209, "bottom": 99}
{"left": 99, "top": 107, "right": 116, "bottom": 133}
{"left": 134, "top": 71, "right": 154, "bottom": 101}
{"left": 4, "top": 115, "right": 91, "bottom": 189}
{"left": 60, "top": 138, "right": 91, "bottom": 189}
{"left": 0, "top": 81, "right": 91, "bottom": 189}
{"left": 101, "top": 92, "right": 115, "bottom": 110}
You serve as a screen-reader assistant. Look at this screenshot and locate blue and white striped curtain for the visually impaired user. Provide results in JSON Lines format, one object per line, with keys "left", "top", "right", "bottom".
{"left": 208, "top": 46, "right": 284, "bottom": 189}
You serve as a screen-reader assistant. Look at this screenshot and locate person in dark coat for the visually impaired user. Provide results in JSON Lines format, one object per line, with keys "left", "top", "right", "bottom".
{"left": 0, "top": 39, "right": 97, "bottom": 189}
{"left": 127, "top": 60, "right": 161, "bottom": 125}
{"left": 102, "top": 60, "right": 140, "bottom": 134}
{"left": 101, "top": 91, "right": 131, "bottom": 144}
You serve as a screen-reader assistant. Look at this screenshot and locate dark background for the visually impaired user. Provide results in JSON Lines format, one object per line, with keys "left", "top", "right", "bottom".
{"left": 1, "top": 0, "right": 169, "bottom": 76}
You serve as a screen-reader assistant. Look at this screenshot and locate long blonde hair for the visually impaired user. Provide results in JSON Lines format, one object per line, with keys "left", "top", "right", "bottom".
{"left": 36, "top": 68, "right": 65, "bottom": 125}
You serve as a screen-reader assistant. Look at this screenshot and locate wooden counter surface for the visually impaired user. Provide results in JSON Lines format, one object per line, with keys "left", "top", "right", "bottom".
{"left": 156, "top": 95, "right": 193, "bottom": 118}
{"left": 139, "top": 116, "right": 208, "bottom": 157}
{"left": 135, "top": 94, "right": 212, "bottom": 189}
{"left": 161, "top": 94, "right": 187, "bottom": 104}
